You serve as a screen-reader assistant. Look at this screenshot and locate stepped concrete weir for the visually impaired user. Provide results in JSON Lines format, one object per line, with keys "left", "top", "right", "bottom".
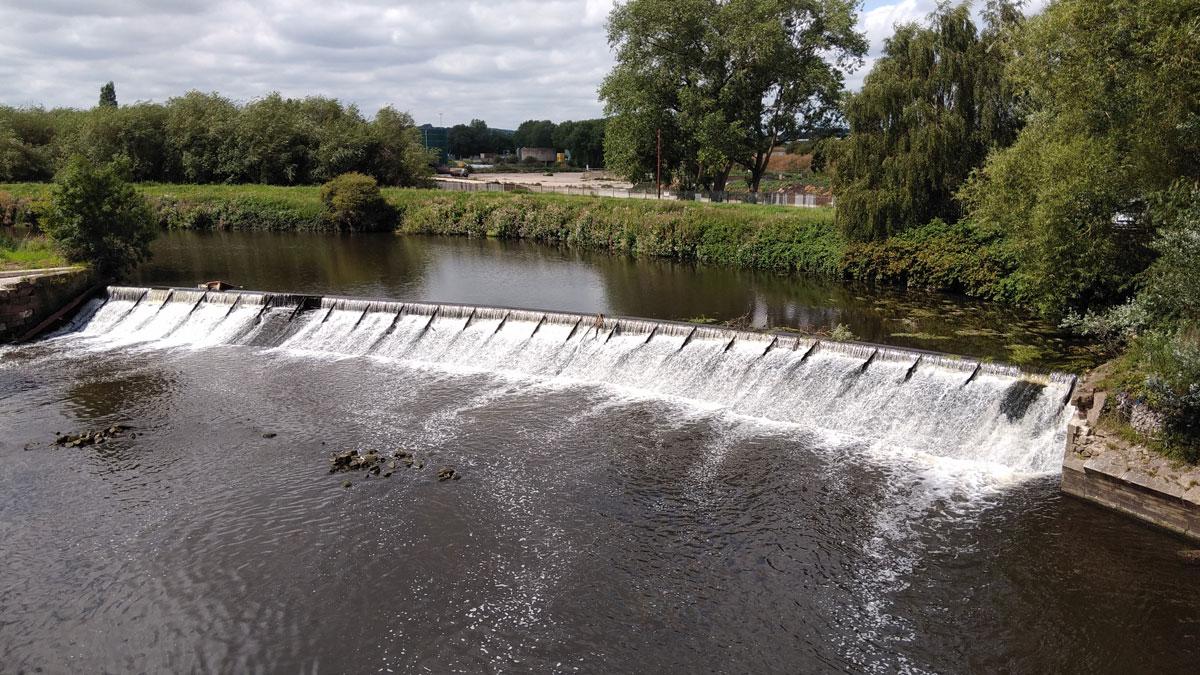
{"left": 54, "top": 286, "right": 1077, "bottom": 474}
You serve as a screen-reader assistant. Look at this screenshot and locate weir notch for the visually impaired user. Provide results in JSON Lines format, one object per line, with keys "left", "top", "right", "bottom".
{"left": 493, "top": 312, "right": 510, "bottom": 335}
{"left": 859, "top": 348, "right": 879, "bottom": 373}
{"left": 762, "top": 336, "right": 778, "bottom": 357}
{"left": 904, "top": 355, "right": 923, "bottom": 382}
{"left": 565, "top": 318, "right": 582, "bottom": 342}
{"left": 679, "top": 326, "right": 697, "bottom": 352}
{"left": 530, "top": 314, "right": 547, "bottom": 337}
{"left": 800, "top": 340, "right": 820, "bottom": 362}
{"left": 964, "top": 363, "right": 983, "bottom": 386}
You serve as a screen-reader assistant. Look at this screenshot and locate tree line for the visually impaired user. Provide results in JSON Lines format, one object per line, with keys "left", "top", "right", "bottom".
{"left": 447, "top": 118, "right": 606, "bottom": 167}
{"left": 0, "top": 90, "right": 432, "bottom": 186}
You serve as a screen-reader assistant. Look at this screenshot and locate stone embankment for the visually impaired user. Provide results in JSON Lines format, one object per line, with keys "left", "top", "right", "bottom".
{"left": 0, "top": 267, "right": 97, "bottom": 342}
{"left": 1062, "top": 367, "right": 1200, "bottom": 541}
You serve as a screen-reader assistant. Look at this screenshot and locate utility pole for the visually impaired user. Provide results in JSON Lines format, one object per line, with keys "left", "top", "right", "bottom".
{"left": 656, "top": 128, "right": 662, "bottom": 200}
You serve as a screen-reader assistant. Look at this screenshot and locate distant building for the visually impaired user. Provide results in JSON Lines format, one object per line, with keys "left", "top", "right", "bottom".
{"left": 518, "top": 147, "right": 556, "bottom": 163}
{"left": 419, "top": 125, "right": 450, "bottom": 165}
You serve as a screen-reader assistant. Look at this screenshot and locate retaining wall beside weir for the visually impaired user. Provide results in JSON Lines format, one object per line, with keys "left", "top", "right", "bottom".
{"left": 0, "top": 267, "right": 97, "bottom": 342}
{"left": 1062, "top": 376, "right": 1200, "bottom": 541}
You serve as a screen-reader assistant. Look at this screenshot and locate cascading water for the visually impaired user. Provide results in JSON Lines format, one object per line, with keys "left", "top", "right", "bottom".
{"left": 55, "top": 286, "right": 1074, "bottom": 473}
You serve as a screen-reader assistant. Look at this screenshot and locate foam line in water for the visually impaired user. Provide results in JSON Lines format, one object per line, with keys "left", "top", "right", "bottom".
{"left": 61, "top": 287, "right": 1074, "bottom": 473}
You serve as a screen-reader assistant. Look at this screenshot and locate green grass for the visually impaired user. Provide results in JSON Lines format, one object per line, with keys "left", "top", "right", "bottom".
{"left": 0, "top": 233, "right": 66, "bottom": 270}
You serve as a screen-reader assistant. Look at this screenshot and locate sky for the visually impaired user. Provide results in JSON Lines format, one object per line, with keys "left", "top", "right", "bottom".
{"left": 0, "top": 0, "right": 1049, "bottom": 129}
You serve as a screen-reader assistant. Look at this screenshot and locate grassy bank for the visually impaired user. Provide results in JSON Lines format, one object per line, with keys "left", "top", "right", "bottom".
{"left": 2, "top": 182, "right": 1015, "bottom": 292}
{"left": 3, "top": 182, "right": 848, "bottom": 276}
{"left": 387, "top": 190, "right": 844, "bottom": 275}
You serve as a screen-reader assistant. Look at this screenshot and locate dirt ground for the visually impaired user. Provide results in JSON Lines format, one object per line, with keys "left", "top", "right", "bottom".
{"left": 468, "top": 172, "right": 633, "bottom": 190}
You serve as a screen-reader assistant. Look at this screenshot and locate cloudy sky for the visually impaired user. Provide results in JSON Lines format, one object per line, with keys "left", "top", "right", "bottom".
{"left": 0, "top": 0, "right": 1048, "bottom": 129}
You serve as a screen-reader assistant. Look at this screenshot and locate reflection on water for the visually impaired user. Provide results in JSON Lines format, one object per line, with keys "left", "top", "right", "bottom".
{"left": 131, "top": 230, "right": 1099, "bottom": 369}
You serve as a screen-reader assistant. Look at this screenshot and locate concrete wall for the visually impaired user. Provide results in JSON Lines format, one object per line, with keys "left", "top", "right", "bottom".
{"left": 0, "top": 267, "right": 97, "bottom": 342}
{"left": 1062, "top": 376, "right": 1200, "bottom": 540}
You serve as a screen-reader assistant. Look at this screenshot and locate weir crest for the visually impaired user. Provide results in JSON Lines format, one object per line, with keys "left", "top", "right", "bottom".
{"left": 55, "top": 286, "right": 1075, "bottom": 474}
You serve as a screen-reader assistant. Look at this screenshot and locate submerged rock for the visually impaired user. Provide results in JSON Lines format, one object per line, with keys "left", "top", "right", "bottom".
{"left": 437, "top": 467, "right": 458, "bottom": 482}
{"left": 54, "top": 425, "right": 133, "bottom": 448}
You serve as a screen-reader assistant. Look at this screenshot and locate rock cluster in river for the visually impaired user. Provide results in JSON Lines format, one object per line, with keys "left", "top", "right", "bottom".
{"left": 330, "top": 449, "right": 452, "bottom": 487}
{"left": 54, "top": 425, "right": 132, "bottom": 447}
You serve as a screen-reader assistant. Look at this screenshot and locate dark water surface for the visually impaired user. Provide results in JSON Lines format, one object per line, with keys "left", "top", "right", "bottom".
{"left": 130, "top": 230, "right": 1098, "bottom": 370}
{"left": 2, "top": 234, "right": 1194, "bottom": 673}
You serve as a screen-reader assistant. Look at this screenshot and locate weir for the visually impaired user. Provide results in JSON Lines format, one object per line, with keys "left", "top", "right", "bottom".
{"left": 57, "top": 286, "right": 1076, "bottom": 473}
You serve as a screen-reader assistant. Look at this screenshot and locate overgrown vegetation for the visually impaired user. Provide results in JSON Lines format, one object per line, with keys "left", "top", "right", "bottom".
{"left": 41, "top": 158, "right": 156, "bottom": 278}
{"left": 389, "top": 190, "right": 845, "bottom": 275}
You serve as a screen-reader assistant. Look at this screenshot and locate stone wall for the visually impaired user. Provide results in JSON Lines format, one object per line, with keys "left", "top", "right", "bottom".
{"left": 1062, "top": 371, "right": 1200, "bottom": 540}
{"left": 0, "top": 267, "right": 97, "bottom": 342}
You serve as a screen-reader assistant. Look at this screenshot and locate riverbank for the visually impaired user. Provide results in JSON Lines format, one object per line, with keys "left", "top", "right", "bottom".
{"left": 2, "top": 183, "right": 1013, "bottom": 294}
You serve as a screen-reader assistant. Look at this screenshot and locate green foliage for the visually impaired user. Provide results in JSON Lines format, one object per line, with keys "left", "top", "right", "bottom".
{"left": 448, "top": 119, "right": 515, "bottom": 158}
{"left": 840, "top": 218, "right": 1016, "bottom": 299}
{"left": 829, "top": 324, "right": 855, "bottom": 342}
{"left": 42, "top": 157, "right": 156, "bottom": 277}
{"left": 390, "top": 189, "right": 844, "bottom": 275}
{"left": 98, "top": 82, "right": 117, "bottom": 109}
{"left": 834, "top": 1, "right": 1024, "bottom": 240}
{"left": 0, "top": 90, "right": 432, "bottom": 187}
{"left": 552, "top": 119, "right": 606, "bottom": 167}
{"left": 513, "top": 120, "right": 556, "bottom": 149}
{"left": 600, "top": 0, "right": 866, "bottom": 192}
{"left": 1140, "top": 329, "right": 1200, "bottom": 461}
{"left": 962, "top": 0, "right": 1200, "bottom": 318}
{"left": 319, "top": 173, "right": 396, "bottom": 232}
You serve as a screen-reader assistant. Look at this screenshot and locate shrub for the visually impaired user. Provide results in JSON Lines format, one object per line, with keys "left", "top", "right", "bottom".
{"left": 42, "top": 157, "right": 156, "bottom": 278}
{"left": 840, "top": 219, "right": 1017, "bottom": 300}
{"left": 319, "top": 172, "right": 396, "bottom": 231}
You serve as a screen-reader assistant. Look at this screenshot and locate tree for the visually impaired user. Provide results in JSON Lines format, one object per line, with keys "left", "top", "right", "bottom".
{"left": 164, "top": 91, "right": 240, "bottom": 183}
{"left": 99, "top": 82, "right": 117, "bottom": 108}
{"left": 961, "top": 0, "right": 1200, "bottom": 316}
{"left": 553, "top": 119, "right": 607, "bottom": 167}
{"left": 833, "top": 1, "right": 1024, "bottom": 241}
{"left": 513, "top": 120, "right": 556, "bottom": 149}
{"left": 366, "top": 106, "right": 433, "bottom": 186}
{"left": 234, "top": 93, "right": 317, "bottom": 184}
{"left": 600, "top": 0, "right": 866, "bottom": 192}
{"left": 43, "top": 156, "right": 156, "bottom": 278}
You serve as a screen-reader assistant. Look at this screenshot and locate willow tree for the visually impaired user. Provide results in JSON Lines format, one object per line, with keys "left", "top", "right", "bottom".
{"left": 834, "top": 1, "right": 1023, "bottom": 241}
{"left": 600, "top": 0, "right": 865, "bottom": 192}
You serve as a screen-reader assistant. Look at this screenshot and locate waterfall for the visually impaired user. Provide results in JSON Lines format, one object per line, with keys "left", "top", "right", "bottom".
{"left": 57, "top": 287, "right": 1075, "bottom": 473}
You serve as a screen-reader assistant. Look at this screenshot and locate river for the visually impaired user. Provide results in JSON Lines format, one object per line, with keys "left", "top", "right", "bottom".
{"left": 130, "top": 230, "right": 1098, "bottom": 370}
{"left": 1, "top": 231, "right": 1196, "bottom": 673}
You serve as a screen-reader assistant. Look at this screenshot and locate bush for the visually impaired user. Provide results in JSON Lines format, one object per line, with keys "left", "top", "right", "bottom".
{"left": 42, "top": 157, "right": 155, "bottom": 278}
{"left": 840, "top": 219, "right": 1017, "bottom": 300}
{"left": 319, "top": 172, "right": 396, "bottom": 231}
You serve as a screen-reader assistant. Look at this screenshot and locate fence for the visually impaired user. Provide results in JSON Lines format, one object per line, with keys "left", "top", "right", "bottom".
{"left": 430, "top": 179, "right": 833, "bottom": 208}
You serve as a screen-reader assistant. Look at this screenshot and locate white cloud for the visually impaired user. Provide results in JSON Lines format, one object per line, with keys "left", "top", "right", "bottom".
{"left": 0, "top": 0, "right": 1052, "bottom": 127}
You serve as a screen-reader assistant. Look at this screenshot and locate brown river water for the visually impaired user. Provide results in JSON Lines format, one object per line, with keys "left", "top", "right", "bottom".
{"left": 0, "top": 231, "right": 1196, "bottom": 673}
